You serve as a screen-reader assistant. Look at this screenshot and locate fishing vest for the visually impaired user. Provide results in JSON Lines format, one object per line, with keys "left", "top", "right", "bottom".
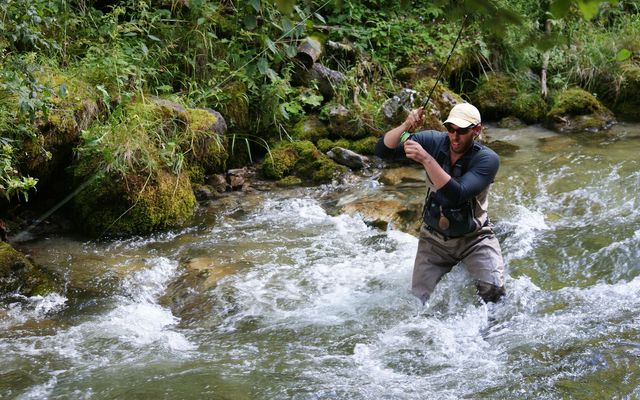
{"left": 422, "top": 142, "right": 490, "bottom": 238}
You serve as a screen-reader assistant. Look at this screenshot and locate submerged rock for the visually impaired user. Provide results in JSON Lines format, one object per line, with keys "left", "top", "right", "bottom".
{"left": 0, "top": 242, "right": 62, "bottom": 297}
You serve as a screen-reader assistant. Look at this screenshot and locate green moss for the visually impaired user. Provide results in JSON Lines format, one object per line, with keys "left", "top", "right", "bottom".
{"left": 277, "top": 176, "right": 303, "bottom": 186}
{"left": 72, "top": 169, "right": 196, "bottom": 237}
{"left": 0, "top": 242, "right": 61, "bottom": 296}
{"left": 187, "top": 163, "right": 205, "bottom": 184}
{"left": 349, "top": 136, "right": 378, "bottom": 155}
{"left": 513, "top": 93, "right": 548, "bottom": 124}
{"left": 396, "top": 67, "right": 418, "bottom": 83}
{"left": 220, "top": 81, "right": 250, "bottom": 130}
{"left": 184, "top": 108, "right": 228, "bottom": 174}
{"left": 547, "top": 88, "right": 605, "bottom": 117}
{"left": 185, "top": 108, "right": 217, "bottom": 131}
{"left": 612, "top": 62, "right": 640, "bottom": 121}
{"left": 316, "top": 137, "right": 377, "bottom": 155}
{"left": 262, "top": 140, "right": 346, "bottom": 184}
{"left": 316, "top": 138, "right": 335, "bottom": 153}
{"left": 262, "top": 144, "right": 299, "bottom": 180}
{"left": 290, "top": 116, "right": 330, "bottom": 143}
{"left": 470, "top": 73, "right": 518, "bottom": 121}
{"left": 41, "top": 69, "right": 101, "bottom": 134}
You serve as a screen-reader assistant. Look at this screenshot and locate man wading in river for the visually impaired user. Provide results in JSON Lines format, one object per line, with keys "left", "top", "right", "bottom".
{"left": 375, "top": 103, "right": 506, "bottom": 304}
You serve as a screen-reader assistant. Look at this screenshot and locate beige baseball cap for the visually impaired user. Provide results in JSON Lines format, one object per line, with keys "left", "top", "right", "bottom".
{"left": 443, "top": 103, "right": 481, "bottom": 128}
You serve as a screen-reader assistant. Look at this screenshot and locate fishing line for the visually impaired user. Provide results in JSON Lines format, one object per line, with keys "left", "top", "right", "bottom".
{"left": 421, "top": 14, "right": 468, "bottom": 109}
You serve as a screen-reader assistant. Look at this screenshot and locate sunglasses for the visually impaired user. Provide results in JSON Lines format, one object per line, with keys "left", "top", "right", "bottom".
{"left": 445, "top": 124, "right": 476, "bottom": 135}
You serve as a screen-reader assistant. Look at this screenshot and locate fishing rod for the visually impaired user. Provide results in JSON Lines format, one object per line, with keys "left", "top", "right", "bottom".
{"left": 422, "top": 14, "right": 468, "bottom": 109}
{"left": 400, "top": 14, "right": 468, "bottom": 144}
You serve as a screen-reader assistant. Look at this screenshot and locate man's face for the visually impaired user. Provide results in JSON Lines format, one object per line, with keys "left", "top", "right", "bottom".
{"left": 446, "top": 123, "right": 479, "bottom": 155}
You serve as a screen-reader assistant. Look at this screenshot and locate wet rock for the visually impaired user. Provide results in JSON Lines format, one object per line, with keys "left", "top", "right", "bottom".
{"left": 381, "top": 88, "right": 419, "bottom": 126}
{"left": 486, "top": 140, "right": 520, "bottom": 157}
{"left": 207, "top": 174, "right": 229, "bottom": 193}
{"left": 161, "top": 257, "right": 252, "bottom": 322}
{"left": 497, "top": 116, "right": 527, "bottom": 129}
{"left": 327, "top": 147, "right": 368, "bottom": 170}
{"left": 193, "top": 184, "right": 217, "bottom": 201}
{"left": 0, "top": 242, "right": 62, "bottom": 297}
{"left": 538, "top": 135, "right": 578, "bottom": 153}
{"left": 227, "top": 167, "right": 253, "bottom": 191}
{"left": 340, "top": 198, "right": 423, "bottom": 235}
{"left": 379, "top": 166, "right": 426, "bottom": 186}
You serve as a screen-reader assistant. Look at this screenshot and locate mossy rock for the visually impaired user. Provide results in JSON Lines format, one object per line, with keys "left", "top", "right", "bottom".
{"left": 611, "top": 62, "right": 640, "bottom": 121}
{"left": 512, "top": 92, "right": 548, "bottom": 124}
{"left": 261, "top": 140, "right": 347, "bottom": 184}
{"left": 545, "top": 88, "right": 616, "bottom": 133}
{"left": 277, "top": 176, "right": 303, "bottom": 187}
{"left": 469, "top": 73, "right": 518, "bottom": 121}
{"left": 17, "top": 70, "right": 101, "bottom": 190}
{"left": 72, "top": 168, "right": 196, "bottom": 237}
{"left": 396, "top": 67, "right": 418, "bottom": 84}
{"left": 290, "top": 116, "right": 330, "bottom": 143}
{"left": 0, "top": 242, "right": 62, "bottom": 297}
{"left": 497, "top": 116, "right": 526, "bottom": 129}
{"left": 413, "top": 78, "right": 463, "bottom": 130}
{"left": 316, "top": 136, "right": 378, "bottom": 155}
{"left": 485, "top": 140, "right": 520, "bottom": 157}
{"left": 184, "top": 108, "right": 229, "bottom": 174}
{"left": 325, "top": 104, "right": 368, "bottom": 139}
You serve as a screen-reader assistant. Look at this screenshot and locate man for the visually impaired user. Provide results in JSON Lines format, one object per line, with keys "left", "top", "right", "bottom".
{"left": 375, "top": 102, "right": 506, "bottom": 304}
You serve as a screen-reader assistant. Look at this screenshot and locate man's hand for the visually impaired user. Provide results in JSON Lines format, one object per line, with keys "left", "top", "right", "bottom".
{"left": 403, "top": 139, "right": 429, "bottom": 164}
{"left": 403, "top": 107, "right": 425, "bottom": 132}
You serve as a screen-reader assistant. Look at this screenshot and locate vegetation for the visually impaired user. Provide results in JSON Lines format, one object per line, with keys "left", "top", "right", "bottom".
{"left": 0, "top": 0, "right": 637, "bottom": 235}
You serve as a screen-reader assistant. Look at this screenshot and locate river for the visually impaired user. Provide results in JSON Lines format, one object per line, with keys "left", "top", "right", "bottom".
{"left": 1, "top": 123, "right": 639, "bottom": 399}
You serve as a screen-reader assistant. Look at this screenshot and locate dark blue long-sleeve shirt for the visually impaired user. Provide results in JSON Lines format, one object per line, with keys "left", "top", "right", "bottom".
{"left": 375, "top": 130, "right": 499, "bottom": 208}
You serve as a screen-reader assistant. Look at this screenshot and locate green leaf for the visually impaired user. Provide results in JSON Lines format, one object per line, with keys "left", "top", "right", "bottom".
{"left": 274, "top": 0, "right": 295, "bottom": 14}
{"left": 244, "top": 14, "right": 257, "bottom": 29}
{"left": 257, "top": 57, "right": 269, "bottom": 74}
{"left": 197, "top": 17, "right": 206, "bottom": 25}
{"left": 58, "top": 83, "right": 67, "bottom": 99}
{"left": 249, "top": 0, "right": 261, "bottom": 12}
{"left": 281, "top": 18, "right": 294, "bottom": 36}
{"left": 285, "top": 44, "right": 297, "bottom": 57}
{"left": 615, "top": 48, "right": 632, "bottom": 62}
{"left": 266, "top": 38, "right": 278, "bottom": 54}
{"left": 576, "top": 0, "right": 601, "bottom": 20}
{"left": 147, "top": 34, "right": 160, "bottom": 42}
{"left": 550, "top": 0, "right": 572, "bottom": 18}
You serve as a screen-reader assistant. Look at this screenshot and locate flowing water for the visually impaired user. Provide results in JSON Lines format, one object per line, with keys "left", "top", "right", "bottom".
{"left": 1, "top": 124, "right": 640, "bottom": 399}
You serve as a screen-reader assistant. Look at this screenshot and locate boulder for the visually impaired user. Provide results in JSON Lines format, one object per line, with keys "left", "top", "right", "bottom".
{"left": 545, "top": 88, "right": 616, "bottom": 133}
{"left": 381, "top": 88, "right": 419, "bottom": 126}
{"left": 379, "top": 166, "right": 426, "bottom": 186}
{"left": 340, "top": 198, "right": 423, "bottom": 235}
{"left": 326, "top": 147, "right": 368, "bottom": 170}
{"left": 0, "top": 242, "right": 62, "bottom": 297}
{"left": 327, "top": 104, "right": 366, "bottom": 139}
